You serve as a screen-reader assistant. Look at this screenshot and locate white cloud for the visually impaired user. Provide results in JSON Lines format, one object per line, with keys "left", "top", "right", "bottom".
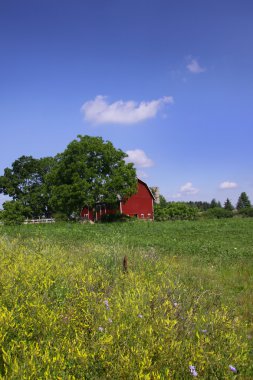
{"left": 81, "top": 95, "right": 173, "bottom": 125}
{"left": 170, "top": 182, "right": 199, "bottom": 199}
{"left": 180, "top": 182, "right": 199, "bottom": 195}
{"left": 125, "top": 149, "right": 154, "bottom": 168}
{"left": 219, "top": 181, "right": 238, "bottom": 189}
{"left": 187, "top": 58, "right": 206, "bottom": 74}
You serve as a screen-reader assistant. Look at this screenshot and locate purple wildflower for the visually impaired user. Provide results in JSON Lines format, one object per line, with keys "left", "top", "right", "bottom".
{"left": 98, "top": 326, "right": 104, "bottom": 332}
{"left": 189, "top": 365, "right": 198, "bottom": 377}
{"left": 108, "top": 318, "right": 113, "bottom": 323}
{"left": 201, "top": 329, "right": 208, "bottom": 334}
{"left": 138, "top": 314, "right": 143, "bottom": 318}
{"left": 104, "top": 300, "right": 109, "bottom": 310}
{"left": 229, "top": 365, "right": 237, "bottom": 373}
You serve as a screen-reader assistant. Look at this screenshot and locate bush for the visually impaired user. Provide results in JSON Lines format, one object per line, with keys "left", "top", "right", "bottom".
{"left": 100, "top": 212, "right": 132, "bottom": 223}
{"left": 237, "top": 207, "right": 253, "bottom": 217}
{"left": 52, "top": 212, "right": 69, "bottom": 222}
{"left": 155, "top": 203, "right": 198, "bottom": 221}
{"left": 204, "top": 207, "right": 234, "bottom": 219}
{"left": 154, "top": 205, "right": 168, "bottom": 221}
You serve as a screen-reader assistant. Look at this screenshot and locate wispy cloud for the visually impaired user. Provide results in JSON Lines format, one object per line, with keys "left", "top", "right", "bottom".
{"left": 186, "top": 58, "right": 206, "bottom": 74}
{"left": 125, "top": 149, "right": 154, "bottom": 168}
{"left": 219, "top": 181, "right": 238, "bottom": 189}
{"left": 180, "top": 182, "right": 199, "bottom": 195}
{"left": 81, "top": 95, "right": 173, "bottom": 125}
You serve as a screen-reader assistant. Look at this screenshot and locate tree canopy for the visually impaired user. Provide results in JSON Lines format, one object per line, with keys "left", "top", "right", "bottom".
{"left": 47, "top": 135, "right": 137, "bottom": 217}
{"left": 0, "top": 155, "right": 55, "bottom": 217}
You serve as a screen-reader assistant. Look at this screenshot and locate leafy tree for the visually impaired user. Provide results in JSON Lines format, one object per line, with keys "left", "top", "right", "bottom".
{"left": 236, "top": 192, "right": 251, "bottom": 210}
{"left": 224, "top": 198, "right": 234, "bottom": 211}
{"left": 0, "top": 155, "right": 55, "bottom": 217}
{"left": 1, "top": 200, "right": 30, "bottom": 225}
{"left": 47, "top": 135, "right": 137, "bottom": 217}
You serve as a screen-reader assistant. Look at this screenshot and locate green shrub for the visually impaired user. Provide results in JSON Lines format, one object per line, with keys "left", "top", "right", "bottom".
{"left": 52, "top": 212, "right": 69, "bottom": 222}
{"left": 238, "top": 207, "right": 253, "bottom": 217}
{"left": 100, "top": 212, "right": 132, "bottom": 223}
{"left": 155, "top": 203, "right": 198, "bottom": 221}
{"left": 204, "top": 207, "right": 234, "bottom": 219}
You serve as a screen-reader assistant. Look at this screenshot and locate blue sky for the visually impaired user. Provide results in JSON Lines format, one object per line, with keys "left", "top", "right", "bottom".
{"left": 1, "top": 0, "right": 253, "bottom": 207}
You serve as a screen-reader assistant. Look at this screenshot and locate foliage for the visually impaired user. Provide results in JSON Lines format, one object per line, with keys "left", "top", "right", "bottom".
{"left": 158, "top": 194, "right": 167, "bottom": 208}
{"left": 210, "top": 198, "right": 222, "bottom": 208}
{"left": 51, "top": 212, "right": 69, "bottom": 222}
{"left": 155, "top": 202, "right": 198, "bottom": 221}
{"left": 0, "top": 225, "right": 251, "bottom": 379}
{"left": 100, "top": 212, "right": 132, "bottom": 223}
{"left": 204, "top": 207, "right": 234, "bottom": 219}
{"left": 238, "top": 207, "right": 253, "bottom": 217}
{"left": 224, "top": 198, "right": 234, "bottom": 211}
{"left": 236, "top": 192, "right": 251, "bottom": 210}
{"left": 47, "top": 135, "right": 137, "bottom": 217}
{"left": 0, "top": 155, "right": 55, "bottom": 218}
{"left": 187, "top": 201, "right": 211, "bottom": 211}
{"left": 1, "top": 200, "right": 29, "bottom": 225}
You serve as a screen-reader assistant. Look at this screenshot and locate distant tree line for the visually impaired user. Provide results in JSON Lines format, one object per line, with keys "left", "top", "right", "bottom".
{"left": 154, "top": 192, "right": 253, "bottom": 221}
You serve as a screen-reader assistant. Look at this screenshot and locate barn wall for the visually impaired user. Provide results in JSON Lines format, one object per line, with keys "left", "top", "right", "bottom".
{"left": 121, "top": 181, "right": 153, "bottom": 219}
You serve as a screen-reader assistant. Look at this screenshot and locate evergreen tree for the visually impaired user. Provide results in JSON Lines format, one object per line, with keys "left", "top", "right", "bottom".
{"left": 236, "top": 192, "right": 251, "bottom": 210}
{"left": 210, "top": 199, "right": 221, "bottom": 208}
{"left": 224, "top": 198, "right": 234, "bottom": 211}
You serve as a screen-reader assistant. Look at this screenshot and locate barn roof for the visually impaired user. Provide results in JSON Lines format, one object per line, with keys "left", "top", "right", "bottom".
{"left": 137, "top": 178, "right": 155, "bottom": 200}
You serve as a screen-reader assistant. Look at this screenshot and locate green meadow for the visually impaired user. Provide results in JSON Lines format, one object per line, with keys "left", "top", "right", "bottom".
{"left": 0, "top": 219, "right": 252, "bottom": 379}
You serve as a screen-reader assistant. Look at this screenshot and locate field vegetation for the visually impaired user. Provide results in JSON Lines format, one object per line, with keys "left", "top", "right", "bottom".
{"left": 0, "top": 219, "right": 252, "bottom": 379}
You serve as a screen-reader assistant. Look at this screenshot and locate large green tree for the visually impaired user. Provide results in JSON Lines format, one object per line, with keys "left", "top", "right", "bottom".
{"left": 47, "top": 135, "right": 137, "bottom": 217}
{"left": 0, "top": 155, "right": 55, "bottom": 217}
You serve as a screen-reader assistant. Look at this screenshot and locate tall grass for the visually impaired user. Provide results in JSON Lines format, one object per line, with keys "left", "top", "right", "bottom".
{"left": 0, "top": 219, "right": 252, "bottom": 378}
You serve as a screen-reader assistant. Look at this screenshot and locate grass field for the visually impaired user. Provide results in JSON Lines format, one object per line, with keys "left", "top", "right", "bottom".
{"left": 0, "top": 219, "right": 252, "bottom": 379}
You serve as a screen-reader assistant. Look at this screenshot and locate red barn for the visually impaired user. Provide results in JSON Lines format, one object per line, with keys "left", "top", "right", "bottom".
{"left": 81, "top": 179, "right": 155, "bottom": 221}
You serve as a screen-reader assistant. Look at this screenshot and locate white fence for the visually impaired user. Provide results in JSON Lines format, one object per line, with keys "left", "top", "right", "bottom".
{"left": 24, "top": 218, "right": 55, "bottom": 224}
